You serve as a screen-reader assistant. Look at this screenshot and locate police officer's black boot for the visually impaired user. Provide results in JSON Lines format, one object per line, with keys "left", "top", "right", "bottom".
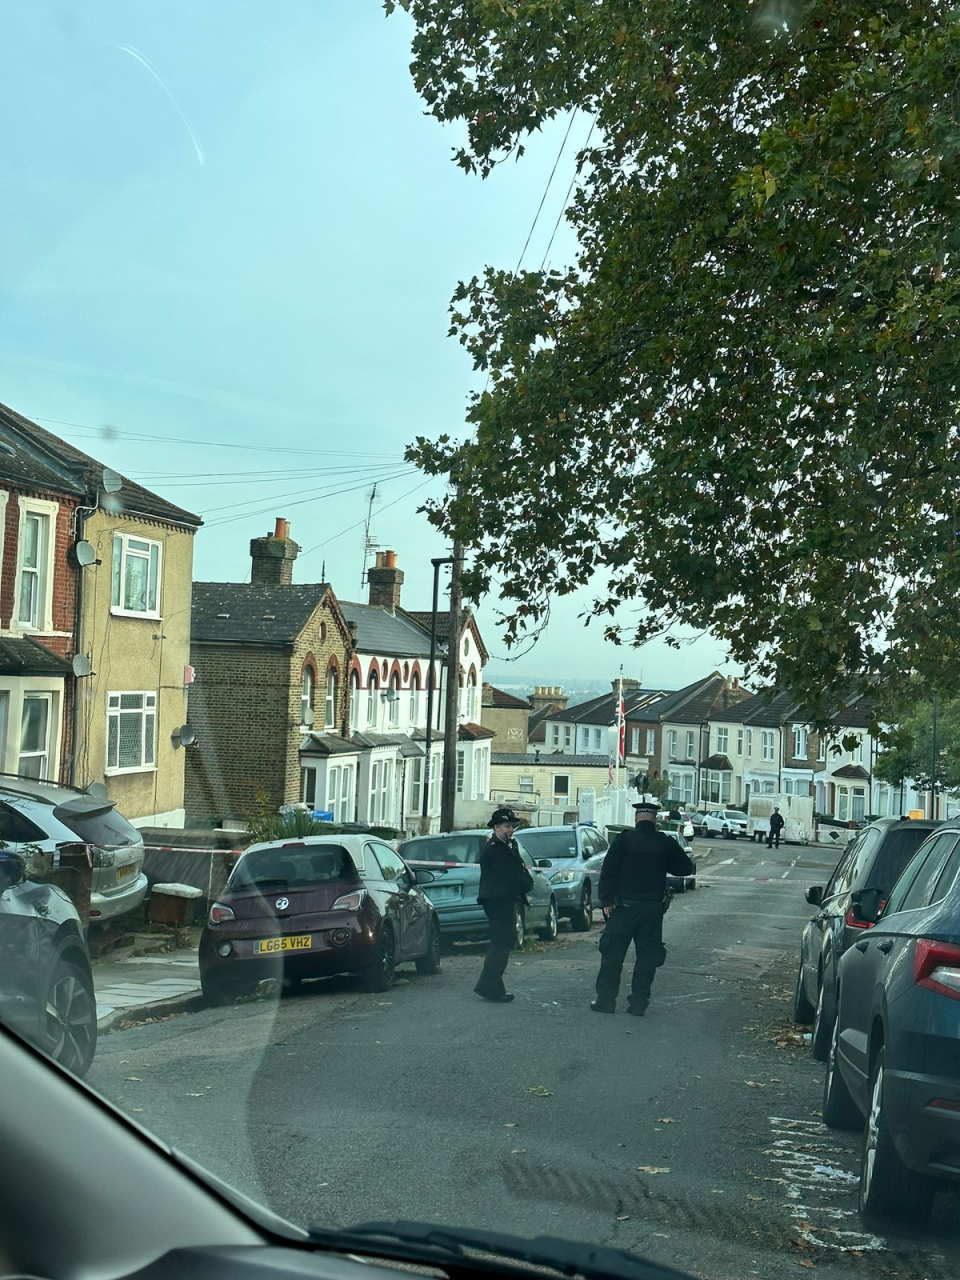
{"left": 590, "top": 999, "right": 616, "bottom": 1014}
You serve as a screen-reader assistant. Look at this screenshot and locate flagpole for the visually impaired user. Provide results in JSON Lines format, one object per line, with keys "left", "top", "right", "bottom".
{"left": 618, "top": 665, "right": 625, "bottom": 790}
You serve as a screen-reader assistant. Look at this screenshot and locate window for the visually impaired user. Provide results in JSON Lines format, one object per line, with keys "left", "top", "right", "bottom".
{"left": 837, "top": 787, "right": 850, "bottom": 821}
{"left": 409, "top": 674, "right": 420, "bottom": 724}
{"left": 367, "top": 672, "right": 379, "bottom": 727}
{"left": 18, "top": 512, "right": 50, "bottom": 629}
{"left": 851, "top": 787, "right": 866, "bottom": 822}
{"left": 409, "top": 758, "right": 423, "bottom": 813}
{"left": 111, "top": 533, "right": 162, "bottom": 617}
{"left": 19, "top": 694, "right": 51, "bottom": 779}
{"left": 466, "top": 675, "right": 477, "bottom": 720}
{"left": 518, "top": 775, "right": 534, "bottom": 793}
{"left": 551, "top": 725, "right": 561, "bottom": 749}
{"left": 456, "top": 749, "right": 465, "bottom": 794}
{"left": 630, "top": 727, "right": 639, "bottom": 754}
{"left": 301, "top": 667, "right": 314, "bottom": 726}
{"left": 106, "top": 692, "right": 157, "bottom": 772}
{"left": 369, "top": 760, "right": 381, "bottom": 819}
{"left": 705, "top": 770, "right": 731, "bottom": 804}
{"left": 930, "top": 839, "right": 960, "bottom": 906}
{"left": 762, "top": 779, "right": 776, "bottom": 794}
{"left": 350, "top": 672, "right": 361, "bottom": 730}
{"left": 716, "top": 727, "right": 729, "bottom": 754}
{"left": 685, "top": 730, "right": 695, "bottom": 759}
{"left": 736, "top": 728, "right": 744, "bottom": 756}
{"left": 817, "top": 736, "right": 826, "bottom": 762}
{"left": 745, "top": 728, "right": 753, "bottom": 757}
{"left": 370, "top": 841, "right": 407, "bottom": 884}
{"left": 848, "top": 735, "right": 863, "bottom": 763}
{"left": 646, "top": 729, "right": 656, "bottom": 754}
{"left": 473, "top": 747, "right": 485, "bottom": 797}
{"left": 761, "top": 730, "right": 775, "bottom": 761}
{"left": 379, "top": 759, "right": 392, "bottom": 823}
{"left": 596, "top": 728, "right": 604, "bottom": 751}
{"left": 667, "top": 729, "right": 678, "bottom": 758}
{"left": 389, "top": 672, "right": 400, "bottom": 726}
{"left": 553, "top": 774, "right": 570, "bottom": 802}
{"left": 793, "top": 726, "right": 808, "bottom": 759}
{"left": 325, "top": 667, "right": 338, "bottom": 729}
{"left": 326, "top": 763, "right": 355, "bottom": 822}
{"left": 563, "top": 726, "right": 572, "bottom": 749}
{"left": 896, "top": 835, "right": 959, "bottom": 914}
{"left": 300, "top": 767, "right": 317, "bottom": 807}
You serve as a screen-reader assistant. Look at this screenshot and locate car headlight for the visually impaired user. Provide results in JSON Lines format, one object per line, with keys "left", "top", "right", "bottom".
{"left": 550, "top": 869, "right": 577, "bottom": 884}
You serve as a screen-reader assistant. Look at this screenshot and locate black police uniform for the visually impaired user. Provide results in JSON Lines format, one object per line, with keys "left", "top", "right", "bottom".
{"left": 767, "top": 810, "right": 785, "bottom": 849}
{"left": 475, "top": 834, "right": 534, "bottom": 1001}
{"left": 594, "top": 822, "right": 695, "bottom": 1014}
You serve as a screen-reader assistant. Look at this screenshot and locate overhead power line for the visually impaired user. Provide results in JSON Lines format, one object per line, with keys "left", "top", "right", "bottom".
{"left": 514, "top": 108, "right": 578, "bottom": 275}
{"left": 298, "top": 475, "right": 437, "bottom": 561}
{"left": 202, "top": 467, "right": 421, "bottom": 528}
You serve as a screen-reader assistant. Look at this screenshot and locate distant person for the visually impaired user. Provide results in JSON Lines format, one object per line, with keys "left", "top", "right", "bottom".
{"left": 767, "top": 806, "right": 785, "bottom": 849}
{"left": 592, "top": 801, "right": 695, "bottom": 1016}
{"left": 474, "top": 807, "right": 533, "bottom": 1004}
{"left": 667, "top": 805, "right": 683, "bottom": 823}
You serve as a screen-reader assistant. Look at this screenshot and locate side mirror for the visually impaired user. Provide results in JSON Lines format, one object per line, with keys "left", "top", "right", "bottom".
{"left": 413, "top": 868, "right": 436, "bottom": 886}
{"left": 536, "top": 859, "right": 552, "bottom": 869}
{"left": 851, "top": 887, "right": 883, "bottom": 926}
{"left": 0, "top": 850, "right": 26, "bottom": 894}
{"left": 805, "top": 885, "right": 824, "bottom": 907}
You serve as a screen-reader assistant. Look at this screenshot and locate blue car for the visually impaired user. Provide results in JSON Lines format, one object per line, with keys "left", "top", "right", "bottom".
{"left": 398, "top": 830, "right": 559, "bottom": 947}
{"left": 823, "top": 820, "right": 960, "bottom": 1226}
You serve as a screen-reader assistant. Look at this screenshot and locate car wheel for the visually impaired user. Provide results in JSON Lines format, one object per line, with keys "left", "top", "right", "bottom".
{"left": 43, "top": 958, "right": 97, "bottom": 1077}
{"left": 280, "top": 972, "right": 304, "bottom": 996}
{"left": 860, "top": 1046, "right": 937, "bottom": 1226}
{"left": 415, "top": 919, "right": 442, "bottom": 975}
{"left": 538, "top": 898, "right": 559, "bottom": 942}
{"left": 700, "top": 824, "right": 710, "bottom": 838}
{"left": 201, "top": 971, "right": 249, "bottom": 1006}
{"left": 812, "top": 980, "right": 833, "bottom": 1061}
{"left": 822, "top": 1011, "right": 862, "bottom": 1130}
{"left": 513, "top": 903, "right": 526, "bottom": 949}
{"left": 571, "top": 886, "right": 593, "bottom": 932}
{"left": 792, "top": 959, "right": 815, "bottom": 1024}
{"left": 361, "top": 925, "right": 396, "bottom": 993}
{"left": 685, "top": 877, "right": 697, "bottom": 891}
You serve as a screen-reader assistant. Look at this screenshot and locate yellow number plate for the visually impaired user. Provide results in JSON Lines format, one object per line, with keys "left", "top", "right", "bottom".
{"left": 253, "top": 935, "right": 312, "bottom": 955}
{"left": 116, "top": 863, "right": 138, "bottom": 880}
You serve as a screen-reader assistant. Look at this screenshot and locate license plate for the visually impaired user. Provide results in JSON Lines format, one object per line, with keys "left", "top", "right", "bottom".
{"left": 253, "top": 935, "right": 312, "bottom": 955}
{"left": 116, "top": 863, "right": 138, "bottom": 880}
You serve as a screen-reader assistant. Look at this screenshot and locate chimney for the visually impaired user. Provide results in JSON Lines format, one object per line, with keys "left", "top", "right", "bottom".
{"left": 530, "top": 685, "right": 569, "bottom": 711}
{"left": 367, "top": 549, "right": 404, "bottom": 613}
{"left": 250, "top": 517, "right": 299, "bottom": 586}
{"left": 612, "top": 676, "right": 642, "bottom": 692}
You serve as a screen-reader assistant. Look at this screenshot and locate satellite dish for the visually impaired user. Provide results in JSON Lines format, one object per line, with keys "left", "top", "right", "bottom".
{"left": 102, "top": 468, "right": 123, "bottom": 494}
{"left": 86, "top": 782, "right": 109, "bottom": 801}
{"left": 172, "top": 724, "right": 196, "bottom": 748}
{"left": 303, "top": 707, "right": 315, "bottom": 727}
{"left": 71, "top": 654, "right": 93, "bottom": 678}
{"left": 73, "top": 540, "right": 97, "bottom": 568}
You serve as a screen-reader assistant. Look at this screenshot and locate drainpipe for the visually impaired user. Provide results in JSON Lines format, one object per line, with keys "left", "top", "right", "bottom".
{"left": 69, "top": 502, "right": 98, "bottom": 787}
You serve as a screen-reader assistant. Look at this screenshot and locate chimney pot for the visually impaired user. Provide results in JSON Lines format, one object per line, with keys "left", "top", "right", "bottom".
{"left": 367, "top": 551, "right": 404, "bottom": 613}
{"left": 250, "top": 517, "right": 299, "bottom": 585}
{"left": 384, "top": 550, "right": 397, "bottom": 568}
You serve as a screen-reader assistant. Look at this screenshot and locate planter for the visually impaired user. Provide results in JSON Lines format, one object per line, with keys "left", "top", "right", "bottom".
{"left": 148, "top": 883, "right": 203, "bottom": 927}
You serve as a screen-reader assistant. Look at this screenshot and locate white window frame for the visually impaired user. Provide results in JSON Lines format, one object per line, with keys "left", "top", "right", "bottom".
{"left": 761, "top": 730, "right": 775, "bottom": 762}
{"left": 389, "top": 673, "right": 401, "bottom": 727}
{"left": 716, "top": 727, "right": 729, "bottom": 754}
{"left": 817, "top": 736, "right": 826, "bottom": 762}
{"left": 409, "top": 676, "right": 420, "bottom": 725}
{"left": 518, "top": 775, "right": 534, "bottom": 794}
{"left": 456, "top": 749, "right": 465, "bottom": 795}
{"left": 551, "top": 725, "right": 561, "bottom": 749}
{"left": 408, "top": 757, "right": 423, "bottom": 813}
{"left": 667, "top": 729, "right": 678, "bottom": 758}
{"left": 350, "top": 672, "right": 361, "bottom": 730}
{"left": 325, "top": 667, "right": 338, "bottom": 729}
{"left": 745, "top": 728, "right": 753, "bottom": 757}
{"left": 563, "top": 726, "right": 573, "bottom": 749}
{"left": 380, "top": 758, "right": 392, "bottom": 824}
{"left": 645, "top": 729, "right": 656, "bottom": 755}
{"left": 793, "top": 726, "right": 807, "bottom": 759}
{"left": 553, "top": 773, "right": 570, "bottom": 803}
{"left": 367, "top": 673, "right": 379, "bottom": 728}
{"left": 300, "top": 766, "right": 317, "bottom": 807}
{"left": 110, "top": 531, "right": 163, "bottom": 619}
{"left": 14, "top": 498, "right": 58, "bottom": 634}
{"left": 18, "top": 691, "right": 52, "bottom": 779}
{"left": 301, "top": 668, "right": 314, "bottom": 727}
{"left": 370, "top": 760, "right": 381, "bottom": 820}
{"left": 736, "top": 728, "right": 744, "bottom": 756}
{"left": 106, "top": 690, "right": 158, "bottom": 775}
{"left": 685, "top": 730, "right": 695, "bottom": 760}
{"left": 630, "top": 727, "right": 640, "bottom": 754}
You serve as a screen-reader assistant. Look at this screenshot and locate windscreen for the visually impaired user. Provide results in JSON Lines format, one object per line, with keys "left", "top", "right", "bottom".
{"left": 866, "top": 827, "right": 935, "bottom": 892}
{"left": 229, "top": 846, "right": 357, "bottom": 891}
{"left": 515, "top": 831, "right": 578, "bottom": 859}
{"left": 400, "top": 835, "right": 486, "bottom": 863}
{"left": 54, "top": 805, "right": 140, "bottom": 849}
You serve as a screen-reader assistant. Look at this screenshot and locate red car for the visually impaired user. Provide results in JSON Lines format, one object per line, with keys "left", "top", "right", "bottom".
{"left": 199, "top": 835, "right": 441, "bottom": 1004}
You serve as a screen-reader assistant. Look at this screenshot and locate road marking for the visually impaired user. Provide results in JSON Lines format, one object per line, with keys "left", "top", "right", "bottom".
{"left": 781, "top": 855, "right": 801, "bottom": 879}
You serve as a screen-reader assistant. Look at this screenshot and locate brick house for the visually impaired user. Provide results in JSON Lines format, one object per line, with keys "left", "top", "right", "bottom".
{"left": 185, "top": 519, "right": 352, "bottom": 826}
{"left": 539, "top": 679, "right": 668, "bottom": 762}
{"left": 526, "top": 686, "right": 569, "bottom": 754}
{"left": 481, "top": 683, "right": 532, "bottom": 752}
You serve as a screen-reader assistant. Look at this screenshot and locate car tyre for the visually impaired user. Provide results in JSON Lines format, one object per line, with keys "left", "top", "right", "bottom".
{"left": 201, "top": 972, "right": 253, "bottom": 1006}
{"left": 361, "top": 925, "right": 396, "bottom": 993}
{"left": 792, "top": 959, "right": 815, "bottom": 1024}
{"left": 513, "top": 903, "right": 526, "bottom": 949}
{"left": 822, "top": 1011, "right": 862, "bottom": 1130}
{"left": 685, "top": 877, "right": 697, "bottom": 891}
{"left": 43, "top": 958, "right": 97, "bottom": 1077}
{"left": 812, "top": 980, "right": 833, "bottom": 1061}
{"left": 538, "top": 898, "right": 559, "bottom": 942}
{"left": 570, "top": 886, "right": 593, "bottom": 932}
{"left": 859, "top": 1046, "right": 937, "bottom": 1226}
{"left": 415, "top": 919, "right": 442, "bottom": 975}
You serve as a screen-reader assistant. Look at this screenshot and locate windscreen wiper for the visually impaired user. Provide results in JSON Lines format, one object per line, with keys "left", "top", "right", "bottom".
{"left": 307, "top": 1219, "right": 694, "bottom": 1280}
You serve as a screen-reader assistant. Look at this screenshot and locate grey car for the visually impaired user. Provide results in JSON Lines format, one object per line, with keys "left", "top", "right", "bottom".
{"left": 515, "top": 825, "right": 608, "bottom": 931}
{"left": 0, "top": 778, "right": 147, "bottom": 925}
{"left": 583, "top": 828, "right": 697, "bottom": 900}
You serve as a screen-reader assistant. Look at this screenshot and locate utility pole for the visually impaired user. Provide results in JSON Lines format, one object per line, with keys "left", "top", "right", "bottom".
{"left": 931, "top": 691, "right": 939, "bottom": 821}
{"left": 440, "top": 540, "right": 464, "bottom": 832}
{"left": 421, "top": 556, "right": 453, "bottom": 835}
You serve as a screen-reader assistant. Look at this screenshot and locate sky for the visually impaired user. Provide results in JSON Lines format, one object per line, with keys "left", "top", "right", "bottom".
{"left": 0, "top": 1, "right": 728, "bottom": 690}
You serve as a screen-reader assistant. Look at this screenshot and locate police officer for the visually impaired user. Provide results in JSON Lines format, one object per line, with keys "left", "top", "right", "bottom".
{"left": 767, "top": 806, "right": 785, "bottom": 849}
{"left": 475, "top": 807, "right": 534, "bottom": 1004}
{"left": 592, "top": 801, "right": 696, "bottom": 1016}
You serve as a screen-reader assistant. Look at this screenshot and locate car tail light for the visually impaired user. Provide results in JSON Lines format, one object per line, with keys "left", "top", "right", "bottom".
{"left": 332, "top": 890, "right": 366, "bottom": 911}
{"left": 914, "top": 938, "right": 960, "bottom": 1001}
{"left": 208, "top": 902, "right": 236, "bottom": 926}
{"left": 844, "top": 907, "right": 870, "bottom": 930}
{"left": 282, "top": 842, "right": 305, "bottom": 848}
{"left": 928, "top": 1098, "right": 960, "bottom": 1112}
{"left": 61, "top": 839, "right": 113, "bottom": 869}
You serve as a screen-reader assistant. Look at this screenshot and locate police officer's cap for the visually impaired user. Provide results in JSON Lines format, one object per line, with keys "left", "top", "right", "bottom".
{"left": 632, "top": 801, "right": 661, "bottom": 815}
{"left": 489, "top": 806, "right": 520, "bottom": 827}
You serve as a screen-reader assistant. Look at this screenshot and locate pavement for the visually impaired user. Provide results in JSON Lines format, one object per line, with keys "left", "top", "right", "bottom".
{"left": 94, "top": 949, "right": 203, "bottom": 1031}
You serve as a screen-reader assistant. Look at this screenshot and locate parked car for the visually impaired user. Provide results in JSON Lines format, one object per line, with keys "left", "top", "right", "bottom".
{"left": 822, "top": 822, "right": 960, "bottom": 1226}
{"left": 512, "top": 824, "right": 608, "bottom": 930}
{"left": 0, "top": 846, "right": 97, "bottom": 1076}
{"left": 794, "top": 817, "right": 939, "bottom": 1058}
{"left": 0, "top": 776, "right": 147, "bottom": 924}
{"left": 200, "top": 835, "right": 442, "bottom": 1003}
{"left": 583, "top": 827, "right": 696, "bottom": 898}
{"left": 398, "top": 829, "right": 560, "bottom": 943}
{"left": 697, "top": 808, "right": 749, "bottom": 839}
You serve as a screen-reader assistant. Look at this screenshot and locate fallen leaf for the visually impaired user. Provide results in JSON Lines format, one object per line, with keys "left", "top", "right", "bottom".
{"left": 528, "top": 1086, "right": 553, "bottom": 1097}
{"left": 656, "top": 1117, "right": 676, "bottom": 1124}
{"left": 392, "top": 978, "right": 410, "bottom": 985}
{"left": 797, "top": 1263, "right": 814, "bottom": 1269}
{"left": 130, "top": 1107, "right": 143, "bottom": 1113}
{"left": 125, "top": 1076, "right": 141, "bottom": 1082}
{"left": 636, "top": 1166, "right": 670, "bottom": 1175}
{"left": 186, "top": 1092, "right": 203, "bottom": 1097}
{"left": 505, "top": 1123, "right": 517, "bottom": 1128}
{"left": 616, "top": 1215, "right": 630, "bottom": 1221}
{"left": 744, "top": 1081, "right": 766, "bottom": 1088}
{"left": 510, "top": 1149, "right": 526, "bottom": 1154}
{"left": 746, "top": 1195, "right": 765, "bottom": 1202}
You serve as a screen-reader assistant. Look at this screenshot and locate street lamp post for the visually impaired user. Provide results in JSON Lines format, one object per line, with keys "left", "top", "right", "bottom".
{"left": 422, "top": 556, "right": 454, "bottom": 833}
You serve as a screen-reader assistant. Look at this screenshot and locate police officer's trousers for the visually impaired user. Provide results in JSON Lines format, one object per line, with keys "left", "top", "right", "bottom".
{"left": 476, "top": 899, "right": 517, "bottom": 997}
{"left": 595, "top": 901, "right": 667, "bottom": 1011}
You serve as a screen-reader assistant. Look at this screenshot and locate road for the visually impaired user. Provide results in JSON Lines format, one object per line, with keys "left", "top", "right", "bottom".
{"left": 88, "top": 838, "right": 960, "bottom": 1280}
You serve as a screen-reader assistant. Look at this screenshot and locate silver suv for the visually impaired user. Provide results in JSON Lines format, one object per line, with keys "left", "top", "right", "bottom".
{"left": 0, "top": 778, "right": 147, "bottom": 924}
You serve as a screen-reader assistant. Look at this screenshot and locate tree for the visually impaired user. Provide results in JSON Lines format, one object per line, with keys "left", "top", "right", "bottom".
{"left": 388, "top": 0, "right": 960, "bottom": 729}
{"left": 874, "top": 696, "right": 960, "bottom": 795}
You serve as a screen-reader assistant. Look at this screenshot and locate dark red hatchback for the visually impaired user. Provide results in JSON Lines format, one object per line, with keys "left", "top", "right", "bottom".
{"left": 199, "top": 835, "right": 441, "bottom": 1004}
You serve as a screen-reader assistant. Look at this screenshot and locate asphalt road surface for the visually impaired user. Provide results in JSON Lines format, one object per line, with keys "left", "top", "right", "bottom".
{"left": 88, "top": 837, "right": 960, "bottom": 1280}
